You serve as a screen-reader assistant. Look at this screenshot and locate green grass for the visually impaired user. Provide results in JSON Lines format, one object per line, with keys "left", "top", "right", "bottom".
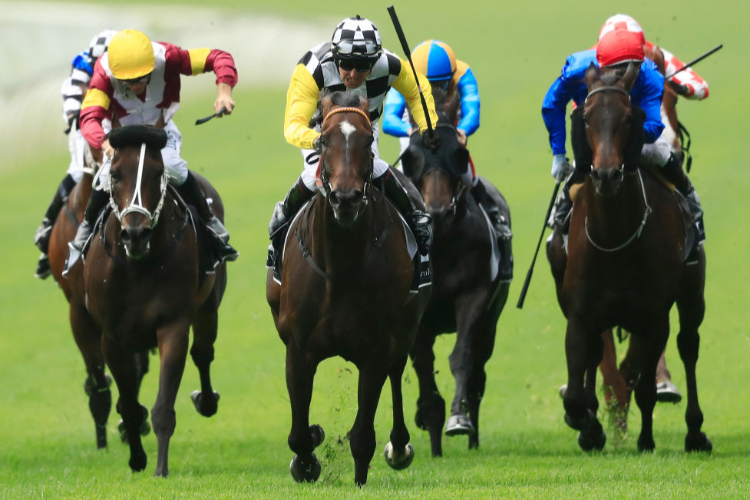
{"left": 2, "top": 0, "right": 749, "bottom": 498}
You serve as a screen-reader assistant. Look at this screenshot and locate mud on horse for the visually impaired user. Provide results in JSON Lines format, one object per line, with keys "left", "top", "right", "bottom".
{"left": 400, "top": 87, "right": 512, "bottom": 456}
{"left": 546, "top": 63, "right": 711, "bottom": 453}
{"left": 266, "top": 92, "right": 431, "bottom": 486}
{"left": 82, "top": 125, "right": 228, "bottom": 476}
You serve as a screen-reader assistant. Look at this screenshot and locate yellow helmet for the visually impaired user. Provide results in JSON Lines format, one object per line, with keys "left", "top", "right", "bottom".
{"left": 108, "top": 30, "right": 155, "bottom": 80}
{"left": 412, "top": 40, "right": 457, "bottom": 82}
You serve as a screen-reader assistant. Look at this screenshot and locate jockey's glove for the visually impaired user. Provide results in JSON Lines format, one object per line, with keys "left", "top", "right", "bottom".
{"left": 551, "top": 154, "right": 572, "bottom": 182}
{"left": 64, "top": 112, "right": 80, "bottom": 135}
{"left": 420, "top": 129, "right": 441, "bottom": 150}
{"left": 668, "top": 80, "right": 689, "bottom": 97}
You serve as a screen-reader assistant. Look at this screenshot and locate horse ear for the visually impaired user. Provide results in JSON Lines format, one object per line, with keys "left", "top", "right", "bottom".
{"left": 623, "top": 106, "right": 646, "bottom": 172}
{"left": 620, "top": 62, "right": 639, "bottom": 92}
{"left": 400, "top": 145, "right": 424, "bottom": 181}
{"left": 570, "top": 107, "right": 592, "bottom": 172}
{"left": 319, "top": 92, "right": 334, "bottom": 118}
{"left": 585, "top": 62, "right": 600, "bottom": 90}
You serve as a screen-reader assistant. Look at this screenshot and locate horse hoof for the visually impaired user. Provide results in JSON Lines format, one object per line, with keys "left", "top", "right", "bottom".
{"left": 191, "top": 390, "right": 220, "bottom": 417}
{"left": 564, "top": 409, "right": 595, "bottom": 432}
{"left": 129, "top": 451, "right": 147, "bottom": 472}
{"left": 289, "top": 453, "right": 321, "bottom": 483}
{"left": 384, "top": 442, "right": 414, "bottom": 470}
{"left": 578, "top": 429, "right": 606, "bottom": 452}
{"left": 310, "top": 424, "right": 325, "bottom": 448}
{"left": 685, "top": 432, "right": 712, "bottom": 453}
{"left": 637, "top": 437, "right": 656, "bottom": 453}
{"left": 445, "top": 414, "right": 475, "bottom": 436}
{"left": 655, "top": 381, "right": 682, "bottom": 404}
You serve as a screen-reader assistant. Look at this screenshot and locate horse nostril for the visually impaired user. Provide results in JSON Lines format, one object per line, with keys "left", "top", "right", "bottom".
{"left": 329, "top": 191, "right": 340, "bottom": 206}
{"left": 120, "top": 229, "right": 131, "bottom": 242}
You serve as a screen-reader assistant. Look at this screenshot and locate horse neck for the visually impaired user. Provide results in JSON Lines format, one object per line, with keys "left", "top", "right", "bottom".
{"left": 75, "top": 174, "right": 94, "bottom": 208}
{"left": 310, "top": 192, "right": 376, "bottom": 275}
{"left": 581, "top": 172, "right": 646, "bottom": 244}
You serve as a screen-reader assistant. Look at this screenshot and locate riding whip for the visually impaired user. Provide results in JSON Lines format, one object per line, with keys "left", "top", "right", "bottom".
{"left": 387, "top": 6, "right": 434, "bottom": 135}
{"left": 665, "top": 44, "right": 723, "bottom": 80}
{"left": 516, "top": 180, "right": 561, "bottom": 309}
{"left": 195, "top": 106, "right": 227, "bottom": 126}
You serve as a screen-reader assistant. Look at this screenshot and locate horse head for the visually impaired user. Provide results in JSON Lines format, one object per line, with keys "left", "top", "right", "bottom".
{"left": 107, "top": 125, "right": 169, "bottom": 259}
{"left": 581, "top": 62, "right": 645, "bottom": 197}
{"left": 317, "top": 92, "right": 374, "bottom": 228}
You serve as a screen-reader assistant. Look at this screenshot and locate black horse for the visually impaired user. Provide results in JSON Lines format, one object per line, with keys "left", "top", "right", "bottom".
{"left": 400, "top": 88, "right": 512, "bottom": 456}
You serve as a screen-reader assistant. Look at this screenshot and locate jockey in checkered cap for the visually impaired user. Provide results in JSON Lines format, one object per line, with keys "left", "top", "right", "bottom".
{"left": 33, "top": 30, "right": 117, "bottom": 279}
{"left": 63, "top": 29, "right": 239, "bottom": 276}
{"left": 269, "top": 15, "right": 440, "bottom": 264}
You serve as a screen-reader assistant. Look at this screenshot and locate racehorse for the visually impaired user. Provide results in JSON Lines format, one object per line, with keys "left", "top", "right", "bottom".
{"left": 266, "top": 92, "right": 431, "bottom": 486}
{"left": 546, "top": 62, "right": 711, "bottom": 453}
{"left": 400, "top": 87, "right": 511, "bottom": 456}
{"left": 81, "top": 125, "right": 227, "bottom": 476}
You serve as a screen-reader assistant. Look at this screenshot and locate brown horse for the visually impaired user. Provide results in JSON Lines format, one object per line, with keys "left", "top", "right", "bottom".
{"left": 400, "top": 87, "right": 511, "bottom": 456}
{"left": 81, "top": 125, "right": 227, "bottom": 476}
{"left": 266, "top": 92, "right": 430, "bottom": 486}
{"left": 547, "top": 63, "right": 711, "bottom": 453}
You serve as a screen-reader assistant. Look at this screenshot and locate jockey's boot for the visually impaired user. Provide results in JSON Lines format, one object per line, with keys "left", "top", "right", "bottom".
{"left": 551, "top": 170, "right": 586, "bottom": 233}
{"left": 34, "top": 174, "right": 76, "bottom": 254}
{"left": 472, "top": 181, "right": 513, "bottom": 282}
{"left": 176, "top": 171, "right": 239, "bottom": 262}
{"left": 267, "top": 178, "right": 315, "bottom": 266}
{"left": 378, "top": 171, "right": 433, "bottom": 256}
{"left": 63, "top": 188, "right": 109, "bottom": 277}
{"left": 661, "top": 153, "right": 705, "bottom": 261}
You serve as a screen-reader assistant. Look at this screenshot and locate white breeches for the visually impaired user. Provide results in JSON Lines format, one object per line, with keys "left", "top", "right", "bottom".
{"left": 300, "top": 124, "right": 389, "bottom": 191}
{"left": 641, "top": 131, "right": 672, "bottom": 167}
{"left": 97, "top": 120, "right": 188, "bottom": 189}
{"left": 67, "top": 129, "right": 86, "bottom": 183}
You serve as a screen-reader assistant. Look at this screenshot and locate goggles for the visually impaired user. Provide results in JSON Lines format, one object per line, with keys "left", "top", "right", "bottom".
{"left": 122, "top": 73, "right": 151, "bottom": 85}
{"left": 336, "top": 58, "right": 375, "bottom": 73}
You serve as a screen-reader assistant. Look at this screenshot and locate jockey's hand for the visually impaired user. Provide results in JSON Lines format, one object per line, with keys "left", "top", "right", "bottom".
{"left": 421, "top": 129, "right": 441, "bottom": 150}
{"left": 456, "top": 128, "right": 467, "bottom": 148}
{"left": 214, "top": 82, "right": 235, "bottom": 117}
{"left": 551, "top": 154, "right": 572, "bottom": 182}
{"left": 668, "top": 80, "right": 689, "bottom": 97}
{"left": 101, "top": 139, "right": 114, "bottom": 160}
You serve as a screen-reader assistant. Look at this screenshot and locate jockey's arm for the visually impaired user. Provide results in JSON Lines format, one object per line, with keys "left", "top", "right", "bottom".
{"left": 165, "top": 45, "right": 238, "bottom": 115}
{"left": 80, "top": 60, "right": 114, "bottom": 151}
{"left": 637, "top": 61, "right": 666, "bottom": 144}
{"left": 382, "top": 89, "right": 410, "bottom": 137}
{"left": 61, "top": 52, "right": 94, "bottom": 124}
{"left": 542, "top": 76, "right": 576, "bottom": 156}
{"left": 455, "top": 62, "right": 480, "bottom": 137}
{"left": 661, "top": 47, "right": 710, "bottom": 100}
{"left": 283, "top": 64, "right": 321, "bottom": 149}
{"left": 392, "top": 58, "right": 439, "bottom": 135}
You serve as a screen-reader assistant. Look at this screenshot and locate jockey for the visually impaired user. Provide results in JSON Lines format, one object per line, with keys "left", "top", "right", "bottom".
{"left": 383, "top": 39, "right": 512, "bottom": 282}
{"left": 269, "top": 15, "right": 440, "bottom": 263}
{"left": 63, "top": 29, "right": 239, "bottom": 275}
{"left": 33, "top": 30, "right": 117, "bottom": 279}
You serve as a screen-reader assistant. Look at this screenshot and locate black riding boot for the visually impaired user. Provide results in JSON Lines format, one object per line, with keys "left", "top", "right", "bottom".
{"left": 551, "top": 170, "right": 586, "bottom": 233}
{"left": 63, "top": 188, "right": 109, "bottom": 277}
{"left": 661, "top": 153, "right": 705, "bottom": 260}
{"left": 34, "top": 174, "right": 77, "bottom": 279}
{"left": 176, "top": 171, "right": 239, "bottom": 262}
{"left": 267, "top": 177, "right": 315, "bottom": 266}
{"left": 378, "top": 171, "right": 433, "bottom": 256}
{"left": 472, "top": 181, "right": 513, "bottom": 281}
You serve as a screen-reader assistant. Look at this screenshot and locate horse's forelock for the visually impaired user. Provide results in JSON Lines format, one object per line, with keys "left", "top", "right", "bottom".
{"left": 320, "top": 91, "right": 369, "bottom": 118}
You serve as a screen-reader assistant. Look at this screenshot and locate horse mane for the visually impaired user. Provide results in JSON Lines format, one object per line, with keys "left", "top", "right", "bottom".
{"left": 109, "top": 125, "right": 168, "bottom": 151}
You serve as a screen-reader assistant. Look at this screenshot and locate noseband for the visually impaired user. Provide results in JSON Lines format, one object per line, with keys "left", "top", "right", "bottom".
{"left": 109, "top": 142, "right": 169, "bottom": 228}
{"left": 317, "top": 107, "right": 374, "bottom": 207}
{"left": 585, "top": 85, "right": 631, "bottom": 174}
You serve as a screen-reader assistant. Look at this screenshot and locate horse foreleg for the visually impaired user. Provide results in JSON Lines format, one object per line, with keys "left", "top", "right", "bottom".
{"left": 677, "top": 253, "right": 711, "bottom": 453}
{"left": 70, "top": 305, "right": 111, "bottom": 449}
{"left": 633, "top": 316, "right": 669, "bottom": 452}
{"left": 286, "top": 343, "right": 323, "bottom": 483}
{"left": 189, "top": 311, "right": 220, "bottom": 417}
{"left": 409, "top": 326, "right": 445, "bottom": 457}
{"left": 350, "top": 359, "right": 389, "bottom": 487}
{"left": 384, "top": 354, "right": 414, "bottom": 471}
{"left": 152, "top": 320, "right": 190, "bottom": 477}
{"left": 103, "top": 336, "right": 148, "bottom": 472}
{"left": 465, "top": 319, "right": 498, "bottom": 450}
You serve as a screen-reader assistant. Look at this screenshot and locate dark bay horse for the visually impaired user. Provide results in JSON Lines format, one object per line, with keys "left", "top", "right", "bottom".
{"left": 82, "top": 125, "right": 227, "bottom": 476}
{"left": 266, "top": 92, "right": 430, "bottom": 486}
{"left": 547, "top": 63, "right": 710, "bottom": 453}
{"left": 400, "top": 88, "right": 511, "bottom": 456}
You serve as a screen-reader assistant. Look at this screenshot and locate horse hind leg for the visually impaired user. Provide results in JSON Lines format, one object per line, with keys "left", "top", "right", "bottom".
{"left": 71, "top": 305, "right": 111, "bottom": 449}
{"left": 384, "top": 354, "right": 414, "bottom": 471}
{"left": 286, "top": 344, "right": 324, "bottom": 483}
{"left": 409, "top": 327, "right": 445, "bottom": 457}
{"left": 676, "top": 255, "right": 712, "bottom": 453}
{"left": 189, "top": 311, "right": 221, "bottom": 417}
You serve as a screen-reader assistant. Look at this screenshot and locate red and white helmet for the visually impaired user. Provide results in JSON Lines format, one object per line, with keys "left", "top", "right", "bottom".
{"left": 599, "top": 14, "right": 646, "bottom": 47}
{"left": 596, "top": 29, "right": 645, "bottom": 68}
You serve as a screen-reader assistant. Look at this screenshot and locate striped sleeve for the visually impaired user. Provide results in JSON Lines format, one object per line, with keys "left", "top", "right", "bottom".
{"left": 80, "top": 61, "right": 113, "bottom": 149}
{"left": 163, "top": 42, "right": 238, "bottom": 87}
{"left": 283, "top": 63, "right": 321, "bottom": 149}
{"left": 391, "top": 56, "right": 438, "bottom": 135}
{"left": 662, "top": 48, "right": 709, "bottom": 100}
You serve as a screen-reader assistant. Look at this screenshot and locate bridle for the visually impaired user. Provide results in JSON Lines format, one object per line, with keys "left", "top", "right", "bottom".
{"left": 585, "top": 85, "right": 631, "bottom": 174}
{"left": 317, "top": 107, "right": 374, "bottom": 209}
{"left": 109, "top": 142, "right": 169, "bottom": 228}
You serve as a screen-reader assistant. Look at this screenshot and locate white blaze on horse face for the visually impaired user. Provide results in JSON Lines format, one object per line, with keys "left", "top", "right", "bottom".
{"left": 340, "top": 120, "right": 356, "bottom": 160}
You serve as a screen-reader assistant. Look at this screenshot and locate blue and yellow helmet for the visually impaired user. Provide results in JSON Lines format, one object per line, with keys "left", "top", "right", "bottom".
{"left": 412, "top": 40, "right": 457, "bottom": 82}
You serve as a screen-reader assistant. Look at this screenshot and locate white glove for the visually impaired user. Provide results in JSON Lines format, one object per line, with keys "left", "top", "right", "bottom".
{"left": 551, "top": 154, "right": 572, "bottom": 181}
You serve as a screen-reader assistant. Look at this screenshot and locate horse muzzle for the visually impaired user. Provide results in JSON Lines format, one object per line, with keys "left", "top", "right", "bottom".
{"left": 328, "top": 188, "right": 365, "bottom": 227}
{"left": 120, "top": 225, "right": 153, "bottom": 259}
{"left": 590, "top": 166, "right": 623, "bottom": 197}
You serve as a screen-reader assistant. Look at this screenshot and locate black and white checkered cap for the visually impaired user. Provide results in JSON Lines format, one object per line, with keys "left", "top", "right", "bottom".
{"left": 331, "top": 16, "right": 381, "bottom": 60}
{"left": 87, "top": 30, "right": 118, "bottom": 65}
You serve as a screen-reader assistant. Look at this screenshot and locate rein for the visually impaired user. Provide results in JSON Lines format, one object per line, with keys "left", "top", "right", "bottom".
{"left": 584, "top": 169, "right": 653, "bottom": 252}
{"left": 109, "top": 142, "right": 169, "bottom": 228}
